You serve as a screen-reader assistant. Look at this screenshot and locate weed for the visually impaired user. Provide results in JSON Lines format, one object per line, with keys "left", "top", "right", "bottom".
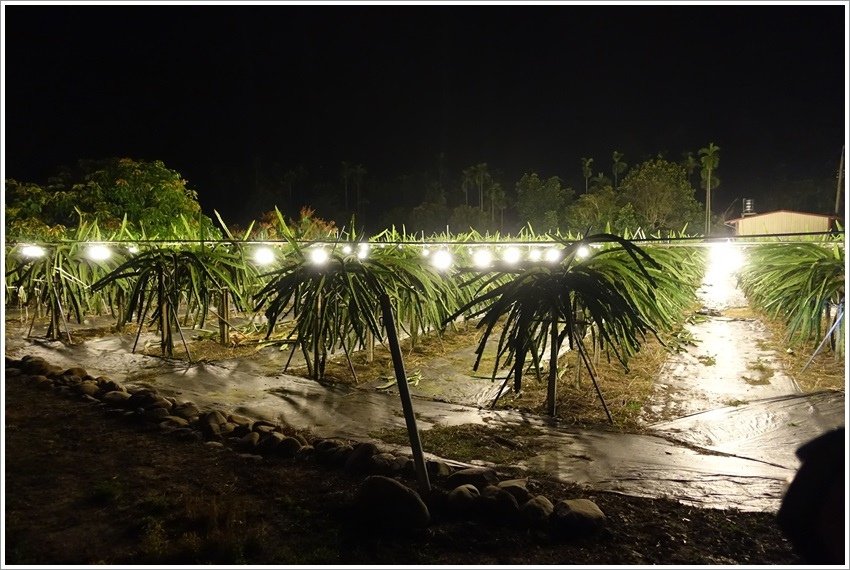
{"left": 697, "top": 354, "right": 717, "bottom": 366}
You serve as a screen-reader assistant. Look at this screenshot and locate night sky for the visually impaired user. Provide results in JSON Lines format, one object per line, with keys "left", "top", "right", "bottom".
{"left": 3, "top": 3, "right": 847, "bottom": 224}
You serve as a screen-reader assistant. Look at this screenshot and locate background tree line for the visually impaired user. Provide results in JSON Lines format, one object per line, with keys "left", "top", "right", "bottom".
{"left": 5, "top": 146, "right": 840, "bottom": 241}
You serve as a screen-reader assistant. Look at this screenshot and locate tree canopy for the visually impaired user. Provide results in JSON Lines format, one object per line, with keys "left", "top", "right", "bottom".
{"left": 515, "top": 173, "right": 573, "bottom": 232}
{"left": 5, "top": 158, "right": 216, "bottom": 239}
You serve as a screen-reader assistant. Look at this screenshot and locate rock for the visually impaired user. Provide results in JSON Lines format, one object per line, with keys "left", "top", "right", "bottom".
{"left": 172, "top": 402, "right": 201, "bottom": 420}
{"left": 498, "top": 480, "right": 533, "bottom": 504}
{"left": 102, "top": 391, "right": 133, "bottom": 406}
{"left": 275, "top": 436, "right": 303, "bottom": 458}
{"left": 21, "top": 357, "right": 50, "bottom": 375}
{"left": 236, "top": 431, "right": 261, "bottom": 452}
{"left": 356, "top": 475, "right": 430, "bottom": 530}
{"left": 63, "top": 366, "right": 88, "bottom": 379}
{"left": 46, "top": 367, "right": 66, "bottom": 380}
{"left": 477, "top": 485, "right": 520, "bottom": 521}
{"left": 252, "top": 420, "right": 278, "bottom": 433}
{"left": 82, "top": 394, "right": 101, "bottom": 404}
{"left": 367, "top": 453, "right": 395, "bottom": 475}
{"left": 60, "top": 374, "right": 83, "bottom": 386}
{"left": 159, "top": 415, "right": 190, "bottom": 429}
{"left": 228, "top": 413, "right": 253, "bottom": 430}
{"left": 96, "top": 377, "right": 125, "bottom": 393}
{"left": 447, "top": 484, "right": 480, "bottom": 516}
{"left": 294, "top": 433, "right": 309, "bottom": 446}
{"left": 55, "top": 386, "right": 75, "bottom": 398}
{"left": 5, "top": 367, "right": 22, "bottom": 377}
{"left": 344, "top": 442, "right": 379, "bottom": 475}
{"left": 550, "top": 498, "right": 606, "bottom": 536}
{"left": 329, "top": 445, "right": 355, "bottom": 467}
{"left": 368, "top": 452, "right": 397, "bottom": 476}
{"left": 33, "top": 376, "right": 53, "bottom": 390}
{"left": 76, "top": 381, "right": 100, "bottom": 397}
{"left": 145, "top": 407, "right": 171, "bottom": 421}
{"left": 294, "top": 445, "right": 314, "bottom": 461}
{"left": 127, "top": 390, "right": 157, "bottom": 408}
{"left": 219, "top": 422, "right": 237, "bottom": 436}
{"left": 258, "top": 431, "right": 285, "bottom": 453}
{"left": 205, "top": 441, "right": 224, "bottom": 448}
{"left": 521, "top": 495, "right": 554, "bottom": 527}
{"left": 426, "top": 458, "right": 453, "bottom": 478}
{"left": 446, "top": 467, "right": 499, "bottom": 490}
{"left": 315, "top": 440, "right": 345, "bottom": 466}
{"left": 391, "top": 456, "right": 412, "bottom": 476}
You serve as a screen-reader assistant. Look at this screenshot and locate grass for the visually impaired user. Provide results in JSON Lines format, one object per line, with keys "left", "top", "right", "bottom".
{"left": 370, "top": 421, "right": 554, "bottom": 466}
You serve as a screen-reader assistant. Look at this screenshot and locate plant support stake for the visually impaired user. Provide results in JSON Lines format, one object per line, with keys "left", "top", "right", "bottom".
{"left": 379, "top": 291, "right": 431, "bottom": 494}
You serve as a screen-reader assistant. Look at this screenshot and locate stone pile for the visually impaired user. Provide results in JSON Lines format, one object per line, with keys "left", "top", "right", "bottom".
{"left": 6, "top": 353, "right": 606, "bottom": 538}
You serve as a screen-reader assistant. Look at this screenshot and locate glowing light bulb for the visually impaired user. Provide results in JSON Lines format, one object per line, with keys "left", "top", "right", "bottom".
{"left": 472, "top": 249, "right": 493, "bottom": 269}
{"left": 529, "top": 249, "right": 542, "bottom": 262}
{"left": 576, "top": 245, "right": 590, "bottom": 259}
{"left": 253, "top": 246, "right": 275, "bottom": 265}
{"left": 87, "top": 244, "right": 111, "bottom": 261}
{"left": 544, "top": 247, "right": 561, "bottom": 263}
{"left": 342, "top": 245, "right": 353, "bottom": 255}
{"left": 309, "top": 247, "right": 330, "bottom": 265}
{"left": 357, "top": 243, "right": 369, "bottom": 259}
{"left": 421, "top": 248, "right": 431, "bottom": 257}
{"left": 21, "top": 245, "right": 45, "bottom": 258}
{"left": 432, "top": 250, "right": 453, "bottom": 271}
{"left": 502, "top": 246, "right": 521, "bottom": 264}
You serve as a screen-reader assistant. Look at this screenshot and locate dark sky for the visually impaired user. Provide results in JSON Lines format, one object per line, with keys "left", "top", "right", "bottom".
{"left": 3, "top": 3, "right": 847, "bottom": 222}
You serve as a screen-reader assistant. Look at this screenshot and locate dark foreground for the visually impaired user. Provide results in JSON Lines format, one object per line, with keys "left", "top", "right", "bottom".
{"left": 4, "top": 373, "right": 803, "bottom": 565}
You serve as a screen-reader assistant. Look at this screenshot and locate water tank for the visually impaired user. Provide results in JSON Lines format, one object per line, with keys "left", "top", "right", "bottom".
{"left": 743, "top": 198, "right": 756, "bottom": 217}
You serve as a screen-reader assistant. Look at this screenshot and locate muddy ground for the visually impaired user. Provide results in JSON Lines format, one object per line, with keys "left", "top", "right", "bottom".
{"left": 4, "top": 374, "right": 803, "bottom": 565}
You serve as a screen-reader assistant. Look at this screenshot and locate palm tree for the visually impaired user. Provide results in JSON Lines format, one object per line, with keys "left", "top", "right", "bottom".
{"left": 589, "top": 172, "right": 611, "bottom": 191}
{"left": 462, "top": 163, "right": 490, "bottom": 211}
{"left": 699, "top": 143, "right": 721, "bottom": 235}
{"left": 681, "top": 151, "right": 699, "bottom": 188}
{"left": 611, "top": 151, "right": 627, "bottom": 190}
{"left": 580, "top": 157, "right": 594, "bottom": 193}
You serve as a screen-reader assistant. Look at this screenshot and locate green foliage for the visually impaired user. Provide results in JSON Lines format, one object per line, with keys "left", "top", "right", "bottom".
{"left": 91, "top": 245, "right": 247, "bottom": 357}
{"left": 515, "top": 173, "right": 573, "bottom": 232}
{"left": 445, "top": 235, "right": 664, "bottom": 406}
{"left": 252, "top": 227, "right": 463, "bottom": 379}
{"left": 618, "top": 158, "right": 703, "bottom": 232}
{"left": 4, "top": 158, "right": 216, "bottom": 239}
{"left": 738, "top": 240, "right": 844, "bottom": 353}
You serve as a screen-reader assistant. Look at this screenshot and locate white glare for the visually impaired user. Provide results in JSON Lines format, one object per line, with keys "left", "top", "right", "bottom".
{"left": 128, "top": 245, "right": 140, "bottom": 254}
{"left": 544, "top": 247, "right": 561, "bottom": 263}
{"left": 432, "top": 250, "right": 453, "bottom": 271}
{"left": 342, "top": 245, "right": 353, "bottom": 255}
{"left": 421, "top": 248, "right": 430, "bottom": 257}
{"left": 708, "top": 241, "right": 745, "bottom": 272}
{"left": 472, "top": 249, "right": 493, "bottom": 269}
{"left": 21, "top": 245, "right": 45, "bottom": 258}
{"left": 87, "top": 244, "right": 112, "bottom": 261}
{"left": 253, "top": 247, "right": 276, "bottom": 265}
{"left": 357, "top": 243, "right": 369, "bottom": 259}
{"left": 576, "top": 245, "right": 591, "bottom": 259}
{"left": 529, "top": 249, "right": 542, "bottom": 262}
{"left": 502, "top": 247, "right": 521, "bottom": 264}
{"left": 309, "top": 247, "right": 330, "bottom": 265}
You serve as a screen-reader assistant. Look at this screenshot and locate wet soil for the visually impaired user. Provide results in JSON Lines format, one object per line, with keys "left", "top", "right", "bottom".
{"left": 4, "top": 376, "right": 803, "bottom": 565}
